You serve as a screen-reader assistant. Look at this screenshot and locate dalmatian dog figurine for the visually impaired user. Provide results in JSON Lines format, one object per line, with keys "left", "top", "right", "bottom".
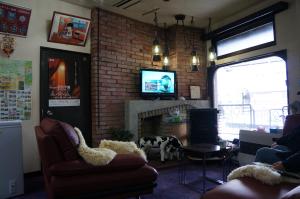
{"left": 139, "top": 136, "right": 182, "bottom": 162}
{"left": 164, "top": 136, "right": 183, "bottom": 160}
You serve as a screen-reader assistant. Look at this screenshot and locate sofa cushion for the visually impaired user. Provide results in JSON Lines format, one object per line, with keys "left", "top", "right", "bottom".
{"left": 40, "top": 118, "right": 79, "bottom": 161}
{"left": 49, "top": 154, "right": 147, "bottom": 176}
{"left": 281, "top": 185, "right": 300, "bottom": 199}
{"left": 59, "top": 121, "right": 79, "bottom": 147}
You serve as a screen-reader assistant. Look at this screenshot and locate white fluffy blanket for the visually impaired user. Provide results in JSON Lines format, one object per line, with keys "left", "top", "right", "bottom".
{"left": 228, "top": 164, "right": 300, "bottom": 185}
{"left": 75, "top": 127, "right": 116, "bottom": 166}
{"left": 74, "top": 127, "right": 146, "bottom": 166}
{"left": 99, "top": 140, "right": 147, "bottom": 161}
{"left": 227, "top": 165, "right": 281, "bottom": 185}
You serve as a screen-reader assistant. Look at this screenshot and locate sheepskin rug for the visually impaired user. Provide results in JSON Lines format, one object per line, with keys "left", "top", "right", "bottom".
{"left": 75, "top": 127, "right": 116, "bottom": 166}
{"left": 227, "top": 165, "right": 281, "bottom": 185}
{"left": 99, "top": 140, "right": 147, "bottom": 161}
{"left": 74, "top": 127, "right": 146, "bottom": 166}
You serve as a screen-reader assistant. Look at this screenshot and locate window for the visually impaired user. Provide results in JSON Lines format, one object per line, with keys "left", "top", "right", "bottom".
{"left": 207, "top": 2, "right": 288, "bottom": 59}
{"left": 216, "top": 22, "right": 275, "bottom": 57}
{"left": 214, "top": 55, "right": 288, "bottom": 141}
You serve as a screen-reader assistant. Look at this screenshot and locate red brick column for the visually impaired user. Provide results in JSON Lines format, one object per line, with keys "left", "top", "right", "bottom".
{"left": 90, "top": 8, "right": 207, "bottom": 146}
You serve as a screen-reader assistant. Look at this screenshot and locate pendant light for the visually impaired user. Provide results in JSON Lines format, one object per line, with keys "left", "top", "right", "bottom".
{"left": 208, "top": 18, "right": 216, "bottom": 65}
{"left": 162, "top": 23, "right": 169, "bottom": 70}
{"left": 191, "top": 50, "right": 200, "bottom": 71}
{"left": 190, "top": 17, "right": 200, "bottom": 72}
{"left": 152, "top": 12, "right": 161, "bottom": 62}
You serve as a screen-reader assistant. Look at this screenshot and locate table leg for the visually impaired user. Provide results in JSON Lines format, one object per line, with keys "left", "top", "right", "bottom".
{"left": 203, "top": 153, "right": 206, "bottom": 193}
{"left": 178, "top": 161, "right": 186, "bottom": 184}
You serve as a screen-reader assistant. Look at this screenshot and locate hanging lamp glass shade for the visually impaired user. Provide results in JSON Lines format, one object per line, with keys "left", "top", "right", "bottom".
{"left": 162, "top": 52, "right": 169, "bottom": 70}
{"left": 208, "top": 46, "right": 216, "bottom": 62}
{"left": 163, "top": 55, "right": 169, "bottom": 66}
{"left": 191, "top": 49, "right": 200, "bottom": 71}
{"left": 152, "top": 38, "right": 161, "bottom": 61}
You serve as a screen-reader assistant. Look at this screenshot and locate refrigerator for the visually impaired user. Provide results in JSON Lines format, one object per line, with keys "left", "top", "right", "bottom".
{"left": 0, "top": 121, "right": 24, "bottom": 198}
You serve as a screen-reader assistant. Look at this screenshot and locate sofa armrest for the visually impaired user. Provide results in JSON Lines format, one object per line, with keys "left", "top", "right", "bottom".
{"left": 49, "top": 154, "right": 147, "bottom": 176}
{"left": 281, "top": 186, "right": 300, "bottom": 199}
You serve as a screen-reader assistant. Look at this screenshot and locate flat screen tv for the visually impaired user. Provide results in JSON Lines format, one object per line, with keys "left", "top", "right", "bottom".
{"left": 140, "top": 69, "right": 177, "bottom": 99}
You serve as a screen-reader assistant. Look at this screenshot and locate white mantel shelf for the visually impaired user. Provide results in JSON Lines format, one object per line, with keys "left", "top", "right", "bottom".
{"left": 125, "top": 100, "right": 210, "bottom": 141}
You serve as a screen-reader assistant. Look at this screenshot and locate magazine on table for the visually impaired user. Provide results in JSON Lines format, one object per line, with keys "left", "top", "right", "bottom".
{"left": 253, "top": 162, "right": 300, "bottom": 179}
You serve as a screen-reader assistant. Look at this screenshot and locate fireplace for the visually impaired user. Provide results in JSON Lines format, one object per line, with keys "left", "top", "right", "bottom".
{"left": 139, "top": 110, "right": 189, "bottom": 145}
{"left": 141, "top": 115, "right": 163, "bottom": 137}
{"left": 125, "top": 100, "right": 210, "bottom": 141}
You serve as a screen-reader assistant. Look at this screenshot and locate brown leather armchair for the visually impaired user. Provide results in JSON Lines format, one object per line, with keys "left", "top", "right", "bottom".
{"left": 35, "top": 118, "right": 158, "bottom": 199}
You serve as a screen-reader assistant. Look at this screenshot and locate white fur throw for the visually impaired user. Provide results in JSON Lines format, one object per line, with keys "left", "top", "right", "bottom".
{"left": 99, "top": 140, "right": 147, "bottom": 161}
{"left": 74, "top": 127, "right": 146, "bottom": 166}
{"left": 227, "top": 165, "right": 281, "bottom": 185}
{"left": 75, "top": 127, "right": 116, "bottom": 166}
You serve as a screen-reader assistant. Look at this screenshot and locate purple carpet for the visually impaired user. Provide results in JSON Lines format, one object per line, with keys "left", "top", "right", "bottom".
{"left": 14, "top": 162, "right": 226, "bottom": 199}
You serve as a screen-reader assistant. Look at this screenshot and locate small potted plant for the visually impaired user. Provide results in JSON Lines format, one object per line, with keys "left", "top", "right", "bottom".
{"left": 108, "top": 128, "right": 134, "bottom": 141}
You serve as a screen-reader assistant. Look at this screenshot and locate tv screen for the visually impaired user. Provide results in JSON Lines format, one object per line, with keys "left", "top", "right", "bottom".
{"left": 140, "top": 69, "right": 176, "bottom": 98}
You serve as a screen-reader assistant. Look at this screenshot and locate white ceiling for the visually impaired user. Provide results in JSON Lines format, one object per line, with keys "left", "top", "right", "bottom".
{"left": 61, "top": 0, "right": 263, "bottom": 28}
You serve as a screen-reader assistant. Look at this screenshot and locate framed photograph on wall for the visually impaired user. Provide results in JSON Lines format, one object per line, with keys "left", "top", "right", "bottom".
{"left": 190, "top": 85, "right": 201, "bottom": 99}
{"left": 48, "top": 11, "right": 91, "bottom": 46}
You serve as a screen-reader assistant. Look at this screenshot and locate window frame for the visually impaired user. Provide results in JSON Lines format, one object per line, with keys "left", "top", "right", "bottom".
{"left": 207, "top": 50, "right": 289, "bottom": 109}
{"left": 213, "top": 15, "right": 276, "bottom": 59}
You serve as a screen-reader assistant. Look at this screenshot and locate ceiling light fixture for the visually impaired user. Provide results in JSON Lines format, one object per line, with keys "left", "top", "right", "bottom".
{"left": 152, "top": 12, "right": 161, "bottom": 62}
{"left": 175, "top": 14, "right": 185, "bottom": 26}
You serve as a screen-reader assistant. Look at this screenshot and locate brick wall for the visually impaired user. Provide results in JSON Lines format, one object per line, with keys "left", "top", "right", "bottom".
{"left": 91, "top": 8, "right": 207, "bottom": 146}
{"left": 167, "top": 25, "right": 207, "bottom": 98}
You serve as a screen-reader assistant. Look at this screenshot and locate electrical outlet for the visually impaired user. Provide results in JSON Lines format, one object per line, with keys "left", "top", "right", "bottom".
{"left": 9, "top": 179, "right": 16, "bottom": 194}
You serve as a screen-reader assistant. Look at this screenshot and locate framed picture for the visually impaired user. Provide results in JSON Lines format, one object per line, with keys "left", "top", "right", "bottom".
{"left": 0, "top": 2, "right": 31, "bottom": 37}
{"left": 48, "top": 12, "right": 91, "bottom": 46}
{"left": 190, "top": 85, "right": 201, "bottom": 99}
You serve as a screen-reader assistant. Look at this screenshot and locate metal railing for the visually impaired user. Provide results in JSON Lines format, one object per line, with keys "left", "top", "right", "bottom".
{"left": 217, "top": 104, "right": 288, "bottom": 141}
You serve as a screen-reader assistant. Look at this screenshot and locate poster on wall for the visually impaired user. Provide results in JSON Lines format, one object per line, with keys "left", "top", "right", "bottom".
{"left": 0, "top": 2, "right": 31, "bottom": 37}
{"left": 48, "top": 11, "right": 91, "bottom": 46}
{"left": 0, "top": 59, "right": 32, "bottom": 120}
{"left": 48, "top": 58, "right": 80, "bottom": 107}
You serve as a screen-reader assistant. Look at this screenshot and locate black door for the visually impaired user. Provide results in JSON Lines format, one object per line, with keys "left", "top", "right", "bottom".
{"left": 40, "top": 47, "right": 91, "bottom": 146}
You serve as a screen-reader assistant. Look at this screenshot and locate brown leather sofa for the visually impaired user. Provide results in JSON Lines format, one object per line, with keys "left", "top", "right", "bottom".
{"left": 202, "top": 177, "right": 299, "bottom": 199}
{"left": 202, "top": 114, "right": 300, "bottom": 199}
{"left": 35, "top": 118, "right": 158, "bottom": 199}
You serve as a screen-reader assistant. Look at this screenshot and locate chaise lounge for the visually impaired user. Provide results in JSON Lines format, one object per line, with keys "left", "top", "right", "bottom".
{"left": 35, "top": 118, "right": 158, "bottom": 199}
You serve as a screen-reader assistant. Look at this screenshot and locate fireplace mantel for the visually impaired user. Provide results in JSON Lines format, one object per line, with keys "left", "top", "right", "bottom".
{"left": 125, "top": 100, "right": 210, "bottom": 141}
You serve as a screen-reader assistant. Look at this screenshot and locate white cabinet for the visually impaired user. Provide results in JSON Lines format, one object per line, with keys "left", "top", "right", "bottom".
{"left": 0, "top": 121, "right": 24, "bottom": 198}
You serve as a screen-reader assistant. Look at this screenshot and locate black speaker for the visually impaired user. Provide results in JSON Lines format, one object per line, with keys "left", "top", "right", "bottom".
{"left": 189, "top": 109, "right": 218, "bottom": 144}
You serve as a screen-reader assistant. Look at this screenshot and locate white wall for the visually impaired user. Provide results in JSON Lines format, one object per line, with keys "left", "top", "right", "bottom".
{"left": 0, "top": 0, "right": 90, "bottom": 173}
{"left": 211, "top": 0, "right": 300, "bottom": 103}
